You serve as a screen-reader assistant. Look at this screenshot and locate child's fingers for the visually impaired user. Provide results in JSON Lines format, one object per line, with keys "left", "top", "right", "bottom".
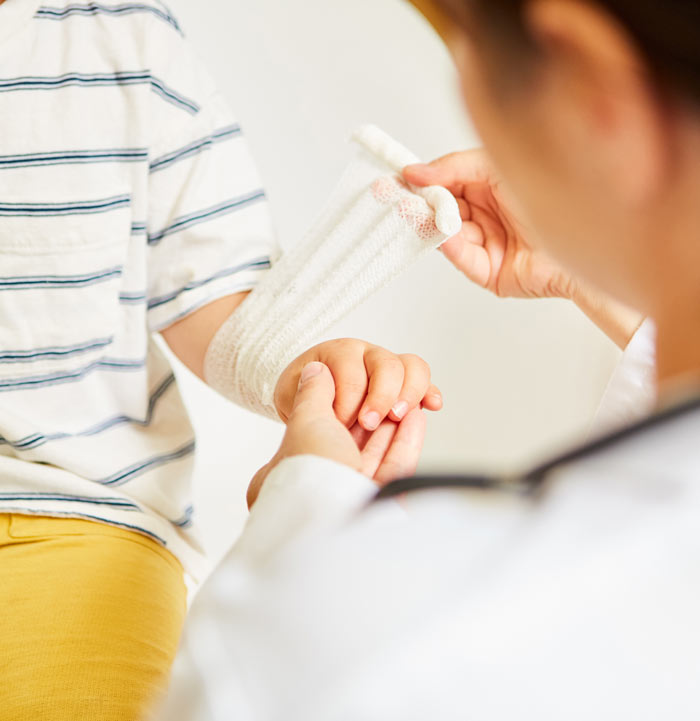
{"left": 388, "top": 354, "right": 432, "bottom": 421}
{"left": 330, "top": 354, "right": 371, "bottom": 427}
{"left": 422, "top": 383, "right": 444, "bottom": 412}
{"left": 358, "top": 349, "right": 405, "bottom": 431}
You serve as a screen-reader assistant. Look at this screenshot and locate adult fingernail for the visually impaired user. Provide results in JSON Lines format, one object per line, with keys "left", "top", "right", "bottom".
{"left": 299, "top": 362, "right": 323, "bottom": 385}
{"left": 391, "top": 401, "right": 409, "bottom": 419}
{"left": 362, "top": 411, "right": 381, "bottom": 431}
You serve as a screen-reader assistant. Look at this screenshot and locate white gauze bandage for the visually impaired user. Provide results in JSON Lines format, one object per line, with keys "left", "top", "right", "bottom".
{"left": 203, "top": 124, "right": 462, "bottom": 420}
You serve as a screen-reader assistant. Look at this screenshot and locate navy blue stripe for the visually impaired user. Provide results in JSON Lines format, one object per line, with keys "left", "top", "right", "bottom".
{"left": 149, "top": 76, "right": 199, "bottom": 114}
{"left": 0, "top": 194, "right": 130, "bottom": 217}
{"left": 0, "top": 337, "right": 113, "bottom": 363}
{"left": 149, "top": 124, "right": 241, "bottom": 173}
{"left": 171, "top": 504, "right": 194, "bottom": 528}
{"left": 0, "top": 72, "right": 199, "bottom": 114}
{"left": 36, "top": 3, "right": 182, "bottom": 33}
{"left": 0, "top": 492, "right": 140, "bottom": 510}
{"left": 0, "top": 358, "right": 145, "bottom": 392}
{"left": 131, "top": 222, "right": 147, "bottom": 235}
{"left": 147, "top": 257, "right": 270, "bottom": 310}
{"left": 99, "top": 440, "right": 196, "bottom": 487}
{"left": 152, "top": 291, "right": 248, "bottom": 330}
{"left": 0, "top": 70, "right": 150, "bottom": 90}
{"left": 119, "top": 291, "right": 147, "bottom": 305}
{"left": 148, "top": 190, "right": 266, "bottom": 245}
{"left": 0, "top": 374, "right": 175, "bottom": 450}
{"left": 0, "top": 266, "right": 122, "bottom": 290}
{"left": 0, "top": 148, "right": 147, "bottom": 170}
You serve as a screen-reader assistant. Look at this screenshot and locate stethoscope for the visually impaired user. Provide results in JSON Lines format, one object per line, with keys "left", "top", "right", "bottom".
{"left": 373, "top": 395, "right": 700, "bottom": 503}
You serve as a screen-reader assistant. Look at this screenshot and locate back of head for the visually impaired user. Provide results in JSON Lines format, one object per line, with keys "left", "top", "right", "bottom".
{"left": 436, "top": 0, "right": 700, "bottom": 105}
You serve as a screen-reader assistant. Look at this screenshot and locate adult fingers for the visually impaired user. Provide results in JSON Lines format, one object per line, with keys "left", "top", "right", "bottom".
{"left": 375, "top": 408, "right": 427, "bottom": 486}
{"left": 403, "top": 149, "right": 493, "bottom": 191}
{"left": 289, "top": 362, "right": 337, "bottom": 422}
{"left": 358, "top": 420, "right": 399, "bottom": 479}
{"left": 440, "top": 230, "right": 491, "bottom": 287}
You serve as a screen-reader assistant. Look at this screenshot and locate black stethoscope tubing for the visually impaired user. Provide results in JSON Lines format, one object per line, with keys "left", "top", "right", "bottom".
{"left": 373, "top": 395, "right": 700, "bottom": 503}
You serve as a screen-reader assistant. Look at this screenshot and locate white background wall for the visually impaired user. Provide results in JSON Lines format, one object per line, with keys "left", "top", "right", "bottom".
{"left": 165, "top": 0, "right": 621, "bottom": 567}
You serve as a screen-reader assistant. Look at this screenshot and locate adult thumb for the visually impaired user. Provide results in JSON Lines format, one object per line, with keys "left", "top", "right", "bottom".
{"left": 290, "top": 362, "right": 337, "bottom": 419}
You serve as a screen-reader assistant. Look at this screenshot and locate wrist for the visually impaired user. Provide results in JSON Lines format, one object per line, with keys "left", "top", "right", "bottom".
{"left": 555, "top": 272, "right": 579, "bottom": 302}
{"left": 570, "top": 279, "right": 644, "bottom": 350}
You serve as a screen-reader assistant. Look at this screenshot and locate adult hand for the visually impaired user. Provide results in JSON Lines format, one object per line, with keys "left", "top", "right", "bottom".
{"left": 248, "top": 362, "right": 426, "bottom": 507}
{"left": 405, "top": 150, "right": 573, "bottom": 300}
{"left": 405, "top": 151, "right": 643, "bottom": 348}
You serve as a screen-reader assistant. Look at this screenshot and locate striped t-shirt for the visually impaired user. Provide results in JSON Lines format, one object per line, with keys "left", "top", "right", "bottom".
{"left": 0, "top": 0, "right": 276, "bottom": 578}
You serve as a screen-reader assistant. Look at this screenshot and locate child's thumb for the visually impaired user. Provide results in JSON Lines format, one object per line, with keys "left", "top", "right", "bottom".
{"left": 291, "top": 362, "right": 337, "bottom": 418}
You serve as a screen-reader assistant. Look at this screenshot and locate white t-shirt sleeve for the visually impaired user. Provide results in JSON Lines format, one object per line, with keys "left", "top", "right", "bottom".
{"left": 143, "top": 23, "right": 278, "bottom": 331}
{"left": 591, "top": 318, "right": 656, "bottom": 435}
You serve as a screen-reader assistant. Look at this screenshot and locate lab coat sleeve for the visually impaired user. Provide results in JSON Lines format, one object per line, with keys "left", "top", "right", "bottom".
{"left": 154, "top": 455, "right": 379, "bottom": 721}
{"left": 591, "top": 318, "right": 656, "bottom": 435}
{"left": 230, "top": 454, "right": 379, "bottom": 567}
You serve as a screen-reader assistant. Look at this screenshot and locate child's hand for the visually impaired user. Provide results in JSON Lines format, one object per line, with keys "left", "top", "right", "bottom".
{"left": 274, "top": 339, "right": 443, "bottom": 430}
{"left": 249, "top": 362, "right": 427, "bottom": 507}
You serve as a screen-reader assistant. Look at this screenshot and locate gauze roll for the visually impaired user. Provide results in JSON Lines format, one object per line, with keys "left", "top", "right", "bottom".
{"left": 203, "top": 124, "right": 462, "bottom": 420}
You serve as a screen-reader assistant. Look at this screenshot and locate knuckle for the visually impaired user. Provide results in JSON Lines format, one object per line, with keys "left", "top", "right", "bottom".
{"left": 367, "top": 391, "right": 398, "bottom": 411}
{"left": 335, "top": 378, "right": 368, "bottom": 394}
{"left": 442, "top": 151, "right": 467, "bottom": 166}
{"left": 332, "top": 338, "right": 364, "bottom": 356}
{"left": 401, "top": 353, "right": 430, "bottom": 372}
{"left": 369, "top": 353, "right": 404, "bottom": 374}
{"left": 328, "top": 358, "right": 368, "bottom": 387}
{"left": 401, "top": 383, "right": 428, "bottom": 401}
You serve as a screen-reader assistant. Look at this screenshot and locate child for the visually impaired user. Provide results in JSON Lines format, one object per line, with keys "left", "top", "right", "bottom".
{"left": 0, "top": 2, "right": 443, "bottom": 718}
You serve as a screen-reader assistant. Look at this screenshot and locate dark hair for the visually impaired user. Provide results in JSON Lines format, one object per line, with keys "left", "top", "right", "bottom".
{"left": 436, "top": 0, "right": 700, "bottom": 104}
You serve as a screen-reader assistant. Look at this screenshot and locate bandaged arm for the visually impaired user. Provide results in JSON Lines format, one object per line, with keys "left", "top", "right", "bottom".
{"left": 201, "top": 125, "right": 462, "bottom": 419}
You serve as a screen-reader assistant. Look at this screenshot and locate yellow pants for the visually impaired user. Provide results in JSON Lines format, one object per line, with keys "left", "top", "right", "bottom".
{"left": 0, "top": 514, "right": 187, "bottom": 721}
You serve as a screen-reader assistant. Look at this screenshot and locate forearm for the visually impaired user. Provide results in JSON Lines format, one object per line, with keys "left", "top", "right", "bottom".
{"left": 160, "top": 291, "right": 250, "bottom": 380}
{"left": 162, "top": 127, "right": 460, "bottom": 419}
{"left": 570, "top": 281, "right": 644, "bottom": 350}
{"left": 190, "top": 128, "right": 459, "bottom": 420}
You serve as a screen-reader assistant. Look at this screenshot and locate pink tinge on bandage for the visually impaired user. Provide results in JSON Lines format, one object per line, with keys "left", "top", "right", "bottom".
{"left": 397, "top": 196, "right": 439, "bottom": 241}
{"left": 371, "top": 176, "right": 403, "bottom": 204}
{"left": 371, "top": 176, "right": 440, "bottom": 241}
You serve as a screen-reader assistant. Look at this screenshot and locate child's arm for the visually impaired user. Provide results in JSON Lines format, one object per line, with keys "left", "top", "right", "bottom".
{"left": 160, "top": 292, "right": 249, "bottom": 379}
{"left": 161, "top": 297, "right": 442, "bottom": 431}
{"left": 143, "top": 16, "right": 452, "bottom": 434}
{"left": 184, "top": 126, "right": 459, "bottom": 427}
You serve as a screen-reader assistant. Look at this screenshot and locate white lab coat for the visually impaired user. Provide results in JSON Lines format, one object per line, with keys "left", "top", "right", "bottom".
{"left": 158, "top": 320, "right": 700, "bottom": 721}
